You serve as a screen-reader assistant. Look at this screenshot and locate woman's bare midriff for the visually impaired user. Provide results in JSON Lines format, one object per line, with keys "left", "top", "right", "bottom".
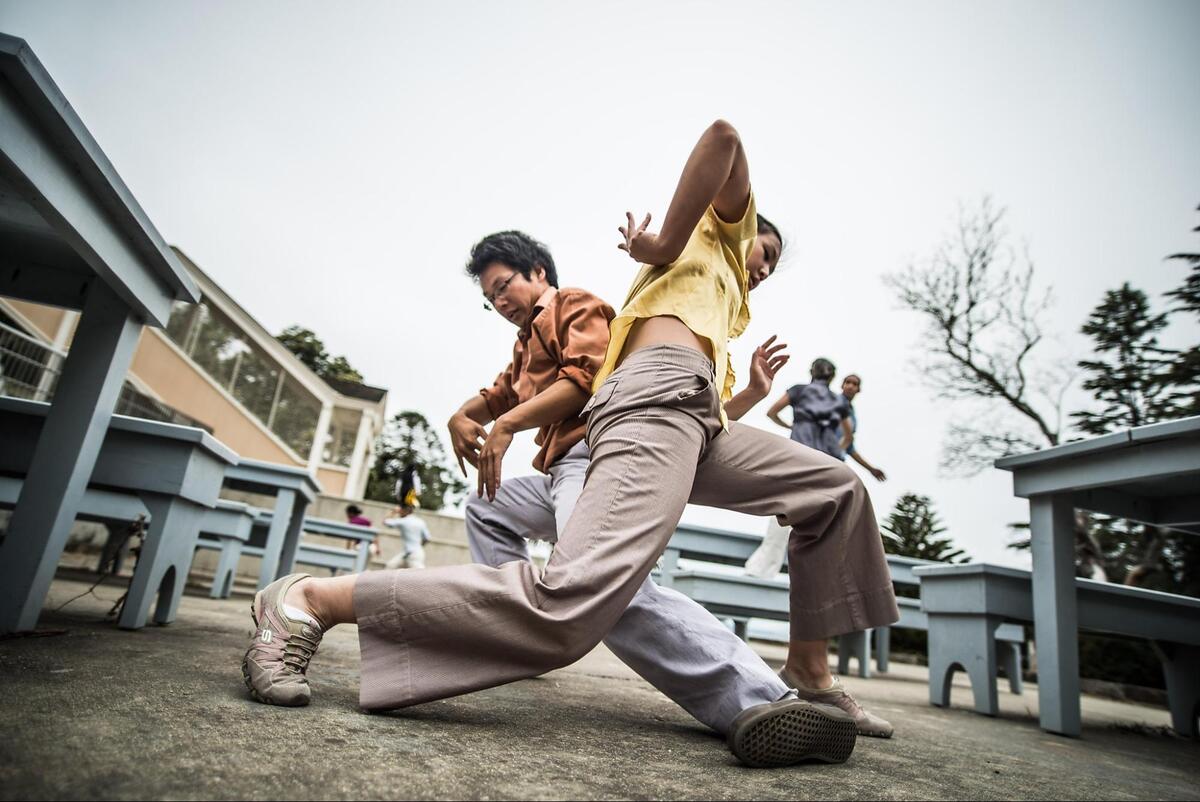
{"left": 616, "top": 315, "right": 714, "bottom": 369}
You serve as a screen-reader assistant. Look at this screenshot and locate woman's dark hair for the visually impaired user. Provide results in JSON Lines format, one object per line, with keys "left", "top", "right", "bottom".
{"left": 346, "top": 504, "right": 363, "bottom": 517}
{"left": 756, "top": 214, "right": 784, "bottom": 253}
{"left": 466, "top": 230, "right": 559, "bottom": 288}
{"left": 810, "top": 357, "right": 836, "bottom": 382}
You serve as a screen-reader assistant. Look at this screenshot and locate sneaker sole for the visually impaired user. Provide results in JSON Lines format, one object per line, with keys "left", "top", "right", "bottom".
{"left": 728, "top": 700, "right": 858, "bottom": 768}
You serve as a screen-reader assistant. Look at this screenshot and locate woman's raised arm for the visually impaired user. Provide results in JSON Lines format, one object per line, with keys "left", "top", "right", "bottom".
{"left": 618, "top": 119, "right": 752, "bottom": 266}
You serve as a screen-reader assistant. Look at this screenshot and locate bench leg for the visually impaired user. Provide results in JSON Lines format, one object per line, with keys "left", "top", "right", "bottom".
{"left": 256, "top": 489, "right": 296, "bottom": 590}
{"left": 837, "top": 630, "right": 871, "bottom": 679}
{"left": 927, "top": 614, "right": 999, "bottom": 715}
{"left": 875, "top": 626, "right": 891, "bottom": 673}
{"left": 1155, "top": 642, "right": 1200, "bottom": 738}
{"left": 658, "top": 548, "right": 680, "bottom": 589}
{"left": 0, "top": 284, "right": 141, "bottom": 633}
{"left": 353, "top": 542, "right": 369, "bottom": 574}
{"left": 1030, "top": 494, "right": 1081, "bottom": 736}
{"left": 211, "top": 538, "right": 243, "bottom": 600}
{"left": 97, "top": 523, "right": 133, "bottom": 575}
{"left": 1001, "top": 641, "right": 1024, "bottom": 695}
{"left": 732, "top": 618, "right": 748, "bottom": 641}
{"left": 118, "top": 497, "right": 202, "bottom": 630}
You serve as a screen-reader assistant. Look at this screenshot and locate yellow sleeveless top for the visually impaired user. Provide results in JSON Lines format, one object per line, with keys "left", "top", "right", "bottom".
{"left": 592, "top": 194, "right": 758, "bottom": 428}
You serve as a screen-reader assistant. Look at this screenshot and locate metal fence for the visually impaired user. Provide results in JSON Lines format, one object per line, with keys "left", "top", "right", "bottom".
{"left": 0, "top": 321, "right": 62, "bottom": 401}
{"left": 0, "top": 320, "right": 211, "bottom": 432}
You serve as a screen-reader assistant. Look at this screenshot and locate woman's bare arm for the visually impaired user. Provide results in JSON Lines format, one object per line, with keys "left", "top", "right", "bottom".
{"left": 619, "top": 120, "right": 751, "bottom": 266}
{"left": 766, "top": 392, "right": 791, "bottom": 430}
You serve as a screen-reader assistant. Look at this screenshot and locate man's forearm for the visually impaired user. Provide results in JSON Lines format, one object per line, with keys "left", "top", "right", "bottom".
{"left": 495, "top": 379, "right": 589, "bottom": 434}
{"left": 455, "top": 394, "right": 494, "bottom": 425}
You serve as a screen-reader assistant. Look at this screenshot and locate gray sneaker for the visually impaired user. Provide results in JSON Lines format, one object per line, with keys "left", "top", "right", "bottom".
{"left": 241, "top": 574, "right": 323, "bottom": 707}
{"left": 783, "top": 670, "right": 894, "bottom": 739}
{"left": 728, "top": 698, "right": 858, "bottom": 768}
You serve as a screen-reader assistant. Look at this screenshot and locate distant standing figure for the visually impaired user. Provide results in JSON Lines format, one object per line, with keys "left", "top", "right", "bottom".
{"left": 344, "top": 504, "right": 373, "bottom": 552}
{"left": 840, "top": 374, "right": 887, "bottom": 482}
{"left": 765, "top": 357, "right": 852, "bottom": 459}
{"left": 746, "top": 364, "right": 884, "bottom": 580}
{"left": 382, "top": 504, "right": 431, "bottom": 570}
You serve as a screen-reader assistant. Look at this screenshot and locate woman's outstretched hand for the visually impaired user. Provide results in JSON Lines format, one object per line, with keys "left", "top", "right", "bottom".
{"left": 618, "top": 212, "right": 670, "bottom": 265}
{"left": 748, "top": 335, "right": 790, "bottom": 397}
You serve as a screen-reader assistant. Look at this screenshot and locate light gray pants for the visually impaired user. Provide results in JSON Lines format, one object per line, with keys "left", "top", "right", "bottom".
{"left": 463, "top": 440, "right": 788, "bottom": 734}
{"left": 356, "top": 346, "right": 898, "bottom": 721}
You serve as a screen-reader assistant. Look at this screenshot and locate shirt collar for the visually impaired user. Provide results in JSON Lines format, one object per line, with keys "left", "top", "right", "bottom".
{"left": 519, "top": 287, "right": 559, "bottom": 335}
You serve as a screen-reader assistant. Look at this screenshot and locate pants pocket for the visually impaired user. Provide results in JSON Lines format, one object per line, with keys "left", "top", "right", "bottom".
{"left": 581, "top": 378, "right": 619, "bottom": 416}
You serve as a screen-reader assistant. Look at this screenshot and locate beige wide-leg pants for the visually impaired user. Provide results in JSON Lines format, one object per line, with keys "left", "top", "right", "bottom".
{"left": 356, "top": 344, "right": 898, "bottom": 710}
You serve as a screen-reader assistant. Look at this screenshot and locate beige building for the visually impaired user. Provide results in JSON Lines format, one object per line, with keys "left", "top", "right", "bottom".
{"left": 0, "top": 247, "right": 387, "bottom": 500}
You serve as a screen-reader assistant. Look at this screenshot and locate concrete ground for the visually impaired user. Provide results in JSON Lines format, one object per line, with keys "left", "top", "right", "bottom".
{"left": 0, "top": 577, "right": 1196, "bottom": 801}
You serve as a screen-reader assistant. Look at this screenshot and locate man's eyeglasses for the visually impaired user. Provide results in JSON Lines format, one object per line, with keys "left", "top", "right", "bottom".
{"left": 483, "top": 272, "right": 519, "bottom": 311}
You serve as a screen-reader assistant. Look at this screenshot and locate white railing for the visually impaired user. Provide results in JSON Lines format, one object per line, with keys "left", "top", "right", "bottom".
{"left": 0, "top": 320, "right": 211, "bottom": 431}
{"left": 0, "top": 321, "right": 64, "bottom": 402}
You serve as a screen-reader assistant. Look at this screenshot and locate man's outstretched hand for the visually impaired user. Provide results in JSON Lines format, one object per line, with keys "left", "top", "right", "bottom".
{"left": 476, "top": 420, "right": 514, "bottom": 502}
{"left": 447, "top": 412, "right": 487, "bottom": 476}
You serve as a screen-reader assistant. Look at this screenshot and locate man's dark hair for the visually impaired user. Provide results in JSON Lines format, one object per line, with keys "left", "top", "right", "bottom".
{"left": 810, "top": 357, "right": 836, "bottom": 382}
{"left": 346, "top": 504, "right": 363, "bottom": 517}
{"left": 757, "top": 214, "right": 784, "bottom": 253}
{"left": 466, "top": 231, "right": 559, "bottom": 288}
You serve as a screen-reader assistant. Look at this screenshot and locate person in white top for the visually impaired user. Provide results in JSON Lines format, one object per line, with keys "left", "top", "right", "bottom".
{"left": 382, "top": 504, "right": 431, "bottom": 570}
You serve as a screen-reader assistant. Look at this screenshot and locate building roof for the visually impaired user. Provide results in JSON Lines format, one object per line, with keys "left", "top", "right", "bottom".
{"left": 321, "top": 376, "right": 388, "bottom": 404}
{"left": 168, "top": 246, "right": 388, "bottom": 412}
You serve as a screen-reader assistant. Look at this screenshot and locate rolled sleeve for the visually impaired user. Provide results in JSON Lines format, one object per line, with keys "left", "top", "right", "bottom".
{"left": 479, "top": 364, "right": 518, "bottom": 420}
{"left": 552, "top": 290, "right": 614, "bottom": 395}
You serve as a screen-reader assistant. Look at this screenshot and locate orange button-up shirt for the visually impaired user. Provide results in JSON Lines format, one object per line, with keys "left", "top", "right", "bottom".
{"left": 480, "top": 287, "right": 615, "bottom": 473}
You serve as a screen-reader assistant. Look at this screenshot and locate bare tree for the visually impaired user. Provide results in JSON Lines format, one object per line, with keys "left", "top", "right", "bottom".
{"left": 885, "top": 197, "right": 1072, "bottom": 474}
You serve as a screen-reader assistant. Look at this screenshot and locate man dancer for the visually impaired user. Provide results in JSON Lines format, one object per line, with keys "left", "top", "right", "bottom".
{"left": 444, "top": 230, "right": 797, "bottom": 738}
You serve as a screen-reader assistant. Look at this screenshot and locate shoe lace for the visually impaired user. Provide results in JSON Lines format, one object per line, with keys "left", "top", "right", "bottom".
{"left": 281, "top": 630, "right": 320, "bottom": 674}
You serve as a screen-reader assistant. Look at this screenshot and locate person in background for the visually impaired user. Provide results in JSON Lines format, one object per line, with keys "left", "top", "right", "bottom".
{"left": 343, "top": 504, "right": 373, "bottom": 553}
{"left": 764, "top": 357, "right": 852, "bottom": 459}
{"left": 840, "top": 373, "right": 887, "bottom": 482}
{"left": 382, "top": 503, "right": 431, "bottom": 570}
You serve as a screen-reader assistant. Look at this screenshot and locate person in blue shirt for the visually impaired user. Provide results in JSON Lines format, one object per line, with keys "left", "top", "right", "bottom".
{"left": 765, "top": 357, "right": 853, "bottom": 459}
{"left": 839, "top": 373, "right": 887, "bottom": 482}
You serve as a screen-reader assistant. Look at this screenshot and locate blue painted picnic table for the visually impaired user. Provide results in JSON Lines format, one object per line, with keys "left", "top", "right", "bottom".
{"left": 221, "top": 458, "right": 320, "bottom": 591}
{"left": 0, "top": 397, "right": 237, "bottom": 628}
{"left": 994, "top": 415, "right": 1200, "bottom": 736}
{"left": 0, "top": 34, "right": 200, "bottom": 632}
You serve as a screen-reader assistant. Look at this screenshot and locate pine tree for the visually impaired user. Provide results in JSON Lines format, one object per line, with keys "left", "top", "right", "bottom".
{"left": 1071, "top": 283, "right": 1175, "bottom": 436}
{"left": 881, "top": 493, "right": 966, "bottom": 563}
{"left": 1068, "top": 264, "right": 1198, "bottom": 593}
{"left": 1164, "top": 206, "right": 1200, "bottom": 416}
{"left": 365, "top": 411, "right": 467, "bottom": 511}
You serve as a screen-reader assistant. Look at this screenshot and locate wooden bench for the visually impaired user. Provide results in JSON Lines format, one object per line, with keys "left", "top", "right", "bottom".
{"left": 661, "top": 523, "right": 1023, "bottom": 686}
{"left": 192, "top": 500, "right": 255, "bottom": 598}
{"left": 914, "top": 562, "right": 1200, "bottom": 736}
{"left": 233, "top": 509, "right": 376, "bottom": 579}
{"left": 0, "top": 398, "right": 237, "bottom": 630}
{"left": 659, "top": 524, "right": 880, "bottom": 674}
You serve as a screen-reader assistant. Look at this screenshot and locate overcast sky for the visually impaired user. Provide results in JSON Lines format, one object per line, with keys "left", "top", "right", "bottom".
{"left": 3, "top": 0, "right": 1197, "bottom": 567}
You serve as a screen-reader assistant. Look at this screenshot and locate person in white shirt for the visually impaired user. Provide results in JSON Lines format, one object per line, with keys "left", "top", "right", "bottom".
{"left": 382, "top": 504, "right": 430, "bottom": 570}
